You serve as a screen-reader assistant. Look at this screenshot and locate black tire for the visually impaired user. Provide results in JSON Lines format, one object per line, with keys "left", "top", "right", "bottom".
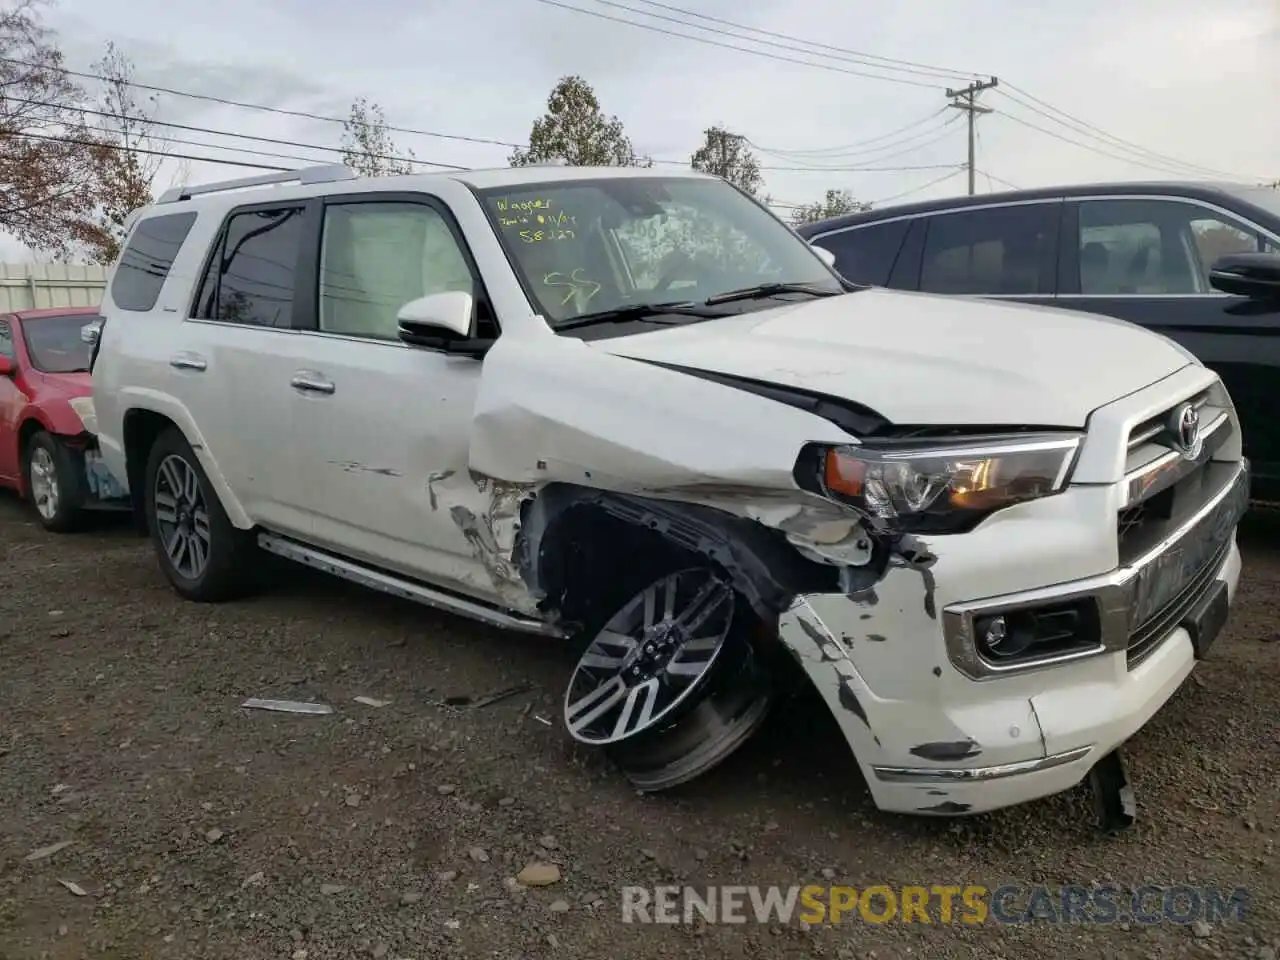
{"left": 22, "top": 431, "right": 85, "bottom": 533}
{"left": 142, "top": 426, "right": 256, "bottom": 602}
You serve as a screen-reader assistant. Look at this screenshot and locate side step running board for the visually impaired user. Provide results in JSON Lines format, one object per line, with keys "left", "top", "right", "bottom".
{"left": 256, "top": 532, "right": 566, "bottom": 638}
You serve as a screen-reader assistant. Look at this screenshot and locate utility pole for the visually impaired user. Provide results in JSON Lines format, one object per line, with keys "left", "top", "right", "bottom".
{"left": 946, "top": 77, "right": 998, "bottom": 196}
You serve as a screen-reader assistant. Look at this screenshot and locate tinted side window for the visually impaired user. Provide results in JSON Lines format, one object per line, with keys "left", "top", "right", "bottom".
{"left": 920, "top": 204, "right": 1058, "bottom": 295}
{"left": 193, "top": 207, "right": 304, "bottom": 327}
{"left": 814, "top": 220, "right": 911, "bottom": 286}
{"left": 1077, "top": 198, "right": 1279, "bottom": 295}
{"left": 110, "top": 211, "right": 197, "bottom": 312}
{"left": 318, "top": 201, "right": 475, "bottom": 340}
{"left": 0, "top": 319, "right": 13, "bottom": 359}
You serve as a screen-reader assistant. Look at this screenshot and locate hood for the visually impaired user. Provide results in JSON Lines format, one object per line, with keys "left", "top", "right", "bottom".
{"left": 593, "top": 288, "right": 1192, "bottom": 427}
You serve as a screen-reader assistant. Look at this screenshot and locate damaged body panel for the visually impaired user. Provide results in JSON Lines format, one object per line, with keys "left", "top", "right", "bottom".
{"left": 89, "top": 163, "right": 1250, "bottom": 822}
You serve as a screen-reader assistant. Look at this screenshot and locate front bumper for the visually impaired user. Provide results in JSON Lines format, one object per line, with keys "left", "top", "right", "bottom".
{"left": 776, "top": 457, "right": 1248, "bottom": 817}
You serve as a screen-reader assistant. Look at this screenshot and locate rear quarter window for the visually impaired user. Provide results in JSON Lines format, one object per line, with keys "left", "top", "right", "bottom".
{"left": 110, "top": 211, "right": 198, "bottom": 312}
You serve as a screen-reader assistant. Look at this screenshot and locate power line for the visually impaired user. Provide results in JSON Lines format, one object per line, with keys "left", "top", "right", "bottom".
{"left": 2, "top": 93, "right": 462, "bottom": 170}
{"left": 752, "top": 115, "right": 962, "bottom": 171}
{"left": 993, "top": 109, "right": 1260, "bottom": 181}
{"left": 533, "top": 0, "right": 944, "bottom": 89}
{"left": 866, "top": 167, "right": 965, "bottom": 206}
{"left": 976, "top": 168, "right": 1020, "bottom": 191}
{"left": 998, "top": 82, "right": 1253, "bottom": 181}
{"left": 575, "top": 0, "right": 971, "bottom": 84}
{"left": 8, "top": 129, "right": 290, "bottom": 171}
{"left": 747, "top": 106, "right": 950, "bottom": 158}
{"left": 0, "top": 54, "right": 524, "bottom": 153}
{"left": 623, "top": 0, "right": 982, "bottom": 82}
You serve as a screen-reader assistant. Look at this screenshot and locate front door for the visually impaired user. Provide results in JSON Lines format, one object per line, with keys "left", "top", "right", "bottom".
{"left": 1052, "top": 197, "right": 1280, "bottom": 495}
{"left": 283, "top": 193, "right": 506, "bottom": 603}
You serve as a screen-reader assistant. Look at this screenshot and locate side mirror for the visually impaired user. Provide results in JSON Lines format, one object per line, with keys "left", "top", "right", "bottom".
{"left": 396, "top": 291, "right": 474, "bottom": 343}
{"left": 0, "top": 355, "right": 12, "bottom": 376}
{"left": 1208, "top": 252, "right": 1280, "bottom": 300}
{"left": 811, "top": 244, "right": 837, "bottom": 269}
{"left": 81, "top": 320, "right": 102, "bottom": 345}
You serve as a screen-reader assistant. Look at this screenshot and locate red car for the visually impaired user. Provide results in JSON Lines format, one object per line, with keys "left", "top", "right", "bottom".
{"left": 0, "top": 306, "right": 128, "bottom": 531}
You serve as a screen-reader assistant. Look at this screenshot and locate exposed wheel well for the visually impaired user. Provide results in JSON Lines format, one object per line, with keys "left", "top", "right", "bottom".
{"left": 518, "top": 483, "right": 860, "bottom": 633}
{"left": 123, "top": 409, "right": 178, "bottom": 532}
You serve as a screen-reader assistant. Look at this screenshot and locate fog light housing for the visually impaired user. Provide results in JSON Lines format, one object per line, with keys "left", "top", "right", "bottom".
{"left": 974, "top": 599, "right": 1101, "bottom": 664}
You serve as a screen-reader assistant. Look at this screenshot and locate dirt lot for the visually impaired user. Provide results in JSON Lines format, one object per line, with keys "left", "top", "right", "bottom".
{"left": 0, "top": 494, "right": 1276, "bottom": 960}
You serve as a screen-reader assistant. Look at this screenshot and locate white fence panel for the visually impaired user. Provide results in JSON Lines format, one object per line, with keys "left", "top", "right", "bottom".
{"left": 0, "top": 263, "right": 107, "bottom": 311}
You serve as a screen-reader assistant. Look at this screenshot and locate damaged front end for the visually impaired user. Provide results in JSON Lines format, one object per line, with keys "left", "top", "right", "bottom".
{"left": 457, "top": 336, "right": 1093, "bottom": 805}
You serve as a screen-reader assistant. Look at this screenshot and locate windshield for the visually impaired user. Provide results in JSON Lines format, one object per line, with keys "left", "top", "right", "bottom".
{"left": 475, "top": 176, "right": 843, "bottom": 326}
{"left": 20, "top": 314, "right": 96, "bottom": 373}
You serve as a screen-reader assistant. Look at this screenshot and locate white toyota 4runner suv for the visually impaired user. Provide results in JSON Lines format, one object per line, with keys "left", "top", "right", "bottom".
{"left": 90, "top": 163, "right": 1248, "bottom": 825}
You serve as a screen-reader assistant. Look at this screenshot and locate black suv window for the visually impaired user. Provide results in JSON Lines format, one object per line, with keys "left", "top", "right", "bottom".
{"left": 919, "top": 204, "right": 1058, "bottom": 295}
{"left": 111, "top": 211, "right": 198, "bottom": 312}
{"left": 193, "top": 206, "right": 304, "bottom": 328}
{"left": 1077, "top": 198, "right": 1280, "bottom": 295}
{"left": 813, "top": 220, "right": 911, "bottom": 286}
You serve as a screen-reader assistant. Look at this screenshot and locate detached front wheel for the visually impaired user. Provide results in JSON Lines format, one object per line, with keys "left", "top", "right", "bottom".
{"left": 564, "top": 566, "right": 774, "bottom": 792}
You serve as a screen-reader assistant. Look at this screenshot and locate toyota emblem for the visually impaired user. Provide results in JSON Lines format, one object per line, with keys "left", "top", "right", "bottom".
{"left": 1170, "top": 402, "right": 1202, "bottom": 460}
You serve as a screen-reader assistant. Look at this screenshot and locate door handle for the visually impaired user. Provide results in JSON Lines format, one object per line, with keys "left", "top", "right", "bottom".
{"left": 291, "top": 370, "right": 335, "bottom": 395}
{"left": 169, "top": 352, "right": 207, "bottom": 372}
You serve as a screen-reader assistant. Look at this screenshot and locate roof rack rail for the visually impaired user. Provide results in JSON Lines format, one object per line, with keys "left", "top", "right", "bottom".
{"left": 156, "top": 163, "right": 357, "bottom": 204}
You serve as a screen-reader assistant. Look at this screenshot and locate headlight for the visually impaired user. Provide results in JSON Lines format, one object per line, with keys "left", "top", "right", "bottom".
{"left": 798, "top": 434, "right": 1083, "bottom": 533}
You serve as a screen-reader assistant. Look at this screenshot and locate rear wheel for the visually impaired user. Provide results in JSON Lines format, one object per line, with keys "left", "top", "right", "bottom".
{"left": 23, "top": 431, "right": 84, "bottom": 533}
{"left": 563, "top": 564, "right": 774, "bottom": 792}
{"left": 143, "top": 427, "right": 256, "bottom": 601}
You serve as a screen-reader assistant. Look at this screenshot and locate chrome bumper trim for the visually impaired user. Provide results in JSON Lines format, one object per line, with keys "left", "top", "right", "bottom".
{"left": 942, "top": 459, "right": 1248, "bottom": 680}
{"left": 872, "top": 745, "right": 1094, "bottom": 783}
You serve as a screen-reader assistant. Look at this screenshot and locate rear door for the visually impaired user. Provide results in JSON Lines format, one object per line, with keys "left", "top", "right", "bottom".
{"left": 1050, "top": 196, "right": 1280, "bottom": 492}
{"left": 181, "top": 201, "right": 314, "bottom": 535}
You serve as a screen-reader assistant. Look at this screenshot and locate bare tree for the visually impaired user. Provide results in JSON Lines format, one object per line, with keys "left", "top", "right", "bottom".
{"left": 690, "top": 126, "right": 762, "bottom": 196}
{"left": 76, "top": 40, "right": 166, "bottom": 263}
{"left": 510, "top": 76, "right": 650, "bottom": 167}
{"left": 340, "top": 97, "right": 415, "bottom": 176}
{"left": 0, "top": 0, "right": 101, "bottom": 257}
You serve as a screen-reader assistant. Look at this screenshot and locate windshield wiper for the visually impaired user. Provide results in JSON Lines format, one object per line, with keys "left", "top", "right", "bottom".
{"left": 555, "top": 301, "right": 730, "bottom": 331}
{"left": 703, "top": 282, "right": 843, "bottom": 306}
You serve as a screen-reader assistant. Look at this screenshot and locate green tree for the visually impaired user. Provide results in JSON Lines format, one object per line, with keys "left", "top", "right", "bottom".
{"left": 690, "top": 126, "right": 762, "bottom": 196}
{"left": 340, "top": 97, "right": 416, "bottom": 176}
{"left": 790, "top": 189, "right": 869, "bottom": 227}
{"left": 509, "top": 76, "right": 650, "bottom": 167}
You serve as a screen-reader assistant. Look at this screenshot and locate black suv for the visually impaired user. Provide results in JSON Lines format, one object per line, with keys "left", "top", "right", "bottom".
{"left": 798, "top": 182, "right": 1280, "bottom": 502}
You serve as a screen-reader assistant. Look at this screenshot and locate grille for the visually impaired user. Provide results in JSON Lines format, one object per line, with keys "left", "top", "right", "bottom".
{"left": 1125, "top": 389, "right": 1210, "bottom": 458}
{"left": 1116, "top": 385, "right": 1233, "bottom": 564}
{"left": 1126, "top": 541, "right": 1229, "bottom": 669}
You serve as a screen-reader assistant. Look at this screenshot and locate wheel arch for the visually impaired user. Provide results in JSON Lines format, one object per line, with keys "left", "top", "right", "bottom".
{"left": 515, "top": 482, "right": 885, "bottom": 631}
{"left": 121, "top": 406, "right": 252, "bottom": 530}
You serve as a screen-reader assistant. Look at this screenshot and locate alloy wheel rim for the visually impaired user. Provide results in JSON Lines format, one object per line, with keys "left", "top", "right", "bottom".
{"left": 564, "top": 567, "right": 735, "bottom": 745}
{"left": 153, "top": 454, "right": 212, "bottom": 580}
{"left": 29, "top": 447, "right": 58, "bottom": 520}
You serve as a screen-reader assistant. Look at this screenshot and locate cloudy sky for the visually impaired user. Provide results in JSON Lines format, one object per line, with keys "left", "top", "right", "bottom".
{"left": 8, "top": 0, "right": 1278, "bottom": 257}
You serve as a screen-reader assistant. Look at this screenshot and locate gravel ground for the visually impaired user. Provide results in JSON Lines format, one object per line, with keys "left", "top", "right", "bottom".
{"left": 0, "top": 493, "right": 1276, "bottom": 960}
